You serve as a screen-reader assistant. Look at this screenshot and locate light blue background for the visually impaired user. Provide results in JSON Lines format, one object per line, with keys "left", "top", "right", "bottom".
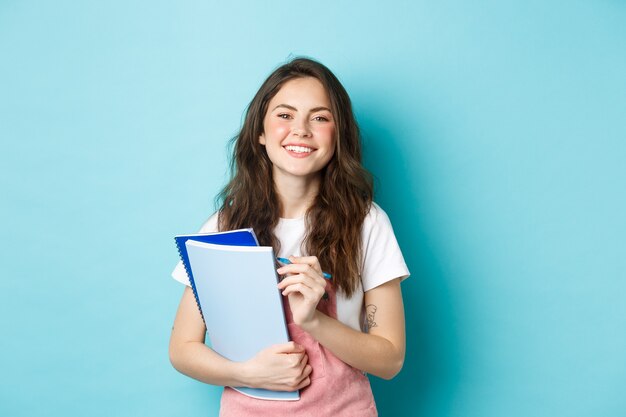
{"left": 1, "top": 1, "right": 625, "bottom": 416}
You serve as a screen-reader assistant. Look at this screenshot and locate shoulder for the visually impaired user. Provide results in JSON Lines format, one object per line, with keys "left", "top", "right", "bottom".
{"left": 171, "top": 212, "right": 219, "bottom": 287}
{"left": 198, "top": 212, "right": 219, "bottom": 233}
{"left": 359, "top": 202, "right": 410, "bottom": 291}
{"left": 362, "top": 202, "right": 394, "bottom": 234}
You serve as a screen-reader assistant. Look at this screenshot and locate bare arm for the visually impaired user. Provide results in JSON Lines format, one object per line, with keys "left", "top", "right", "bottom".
{"left": 277, "top": 257, "right": 406, "bottom": 380}
{"left": 303, "top": 279, "right": 405, "bottom": 379}
{"left": 169, "top": 286, "right": 312, "bottom": 390}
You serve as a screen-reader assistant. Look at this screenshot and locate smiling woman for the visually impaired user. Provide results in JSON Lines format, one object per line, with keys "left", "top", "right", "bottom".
{"left": 260, "top": 77, "right": 336, "bottom": 193}
{"left": 169, "top": 57, "right": 410, "bottom": 416}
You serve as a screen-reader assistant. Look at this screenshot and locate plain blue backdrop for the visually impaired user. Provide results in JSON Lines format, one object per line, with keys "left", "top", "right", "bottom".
{"left": 1, "top": 1, "right": 625, "bottom": 416}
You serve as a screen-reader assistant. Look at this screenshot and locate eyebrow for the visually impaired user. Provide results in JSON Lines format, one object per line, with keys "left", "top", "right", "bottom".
{"left": 271, "top": 104, "right": 332, "bottom": 113}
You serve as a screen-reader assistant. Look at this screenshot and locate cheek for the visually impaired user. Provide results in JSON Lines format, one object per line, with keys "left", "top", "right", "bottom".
{"left": 316, "top": 124, "right": 336, "bottom": 146}
{"left": 264, "top": 120, "right": 290, "bottom": 140}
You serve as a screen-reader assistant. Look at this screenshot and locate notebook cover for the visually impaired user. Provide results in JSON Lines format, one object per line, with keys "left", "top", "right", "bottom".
{"left": 184, "top": 240, "right": 298, "bottom": 401}
{"left": 174, "top": 229, "right": 259, "bottom": 323}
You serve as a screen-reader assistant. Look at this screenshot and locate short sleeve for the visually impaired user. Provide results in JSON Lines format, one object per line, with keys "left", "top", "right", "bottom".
{"left": 360, "top": 203, "right": 410, "bottom": 292}
{"left": 171, "top": 213, "right": 219, "bottom": 286}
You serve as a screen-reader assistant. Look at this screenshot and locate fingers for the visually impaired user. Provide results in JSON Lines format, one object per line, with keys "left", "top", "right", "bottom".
{"left": 279, "top": 279, "right": 326, "bottom": 301}
{"left": 277, "top": 259, "right": 323, "bottom": 278}
{"left": 277, "top": 271, "right": 326, "bottom": 291}
{"left": 277, "top": 274, "right": 324, "bottom": 291}
{"left": 276, "top": 256, "right": 326, "bottom": 300}
{"left": 277, "top": 255, "right": 323, "bottom": 278}
{"left": 291, "top": 359, "right": 312, "bottom": 390}
{"left": 247, "top": 342, "right": 316, "bottom": 391}
{"left": 302, "top": 363, "right": 312, "bottom": 379}
{"left": 289, "top": 255, "right": 323, "bottom": 274}
{"left": 295, "top": 350, "right": 308, "bottom": 369}
{"left": 295, "top": 365, "right": 313, "bottom": 389}
{"left": 274, "top": 345, "right": 308, "bottom": 371}
{"left": 276, "top": 351, "right": 312, "bottom": 391}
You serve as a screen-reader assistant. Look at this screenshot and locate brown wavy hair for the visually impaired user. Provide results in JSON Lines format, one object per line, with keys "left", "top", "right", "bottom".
{"left": 217, "top": 57, "right": 373, "bottom": 297}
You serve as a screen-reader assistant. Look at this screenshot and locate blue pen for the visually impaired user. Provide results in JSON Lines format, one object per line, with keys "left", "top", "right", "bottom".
{"left": 276, "top": 257, "right": 332, "bottom": 280}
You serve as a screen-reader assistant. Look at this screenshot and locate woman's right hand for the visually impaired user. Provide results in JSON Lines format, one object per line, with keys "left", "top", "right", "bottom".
{"left": 242, "top": 342, "right": 312, "bottom": 391}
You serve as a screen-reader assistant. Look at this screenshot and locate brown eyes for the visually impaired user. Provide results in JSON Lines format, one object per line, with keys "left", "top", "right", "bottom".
{"left": 276, "top": 114, "right": 330, "bottom": 122}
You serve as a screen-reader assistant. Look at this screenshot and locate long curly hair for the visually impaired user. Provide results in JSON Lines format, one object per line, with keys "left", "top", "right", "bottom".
{"left": 217, "top": 57, "right": 373, "bottom": 297}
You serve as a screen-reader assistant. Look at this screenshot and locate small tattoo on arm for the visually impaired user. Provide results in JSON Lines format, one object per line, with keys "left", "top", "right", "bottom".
{"left": 366, "top": 304, "right": 378, "bottom": 329}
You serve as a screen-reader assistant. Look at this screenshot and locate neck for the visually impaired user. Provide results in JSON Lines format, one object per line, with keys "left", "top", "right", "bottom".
{"left": 274, "top": 173, "right": 321, "bottom": 219}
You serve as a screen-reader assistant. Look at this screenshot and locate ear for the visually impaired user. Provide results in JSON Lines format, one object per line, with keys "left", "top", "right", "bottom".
{"left": 259, "top": 133, "right": 266, "bottom": 145}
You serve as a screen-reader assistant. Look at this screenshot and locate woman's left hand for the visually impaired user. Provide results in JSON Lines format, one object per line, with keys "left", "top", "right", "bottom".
{"left": 276, "top": 255, "right": 327, "bottom": 328}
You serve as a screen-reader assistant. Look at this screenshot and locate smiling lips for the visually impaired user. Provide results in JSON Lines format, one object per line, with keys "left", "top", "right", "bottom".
{"left": 284, "top": 145, "right": 314, "bottom": 155}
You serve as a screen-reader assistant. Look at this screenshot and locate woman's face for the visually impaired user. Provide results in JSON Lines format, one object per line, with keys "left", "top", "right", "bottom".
{"left": 259, "top": 77, "right": 336, "bottom": 184}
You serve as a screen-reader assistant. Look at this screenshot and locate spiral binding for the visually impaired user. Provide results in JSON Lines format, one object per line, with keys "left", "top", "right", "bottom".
{"left": 174, "top": 238, "right": 206, "bottom": 324}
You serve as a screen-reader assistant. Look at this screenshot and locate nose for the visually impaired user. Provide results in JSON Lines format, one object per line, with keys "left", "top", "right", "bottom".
{"left": 292, "top": 118, "right": 312, "bottom": 137}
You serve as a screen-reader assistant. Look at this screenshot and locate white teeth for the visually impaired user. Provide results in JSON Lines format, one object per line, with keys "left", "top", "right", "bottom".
{"left": 284, "top": 145, "right": 313, "bottom": 154}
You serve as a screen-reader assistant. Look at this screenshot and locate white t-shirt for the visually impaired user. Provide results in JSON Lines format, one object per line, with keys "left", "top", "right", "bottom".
{"left": 171, "top": 202, "right": 409, "bottom": 332}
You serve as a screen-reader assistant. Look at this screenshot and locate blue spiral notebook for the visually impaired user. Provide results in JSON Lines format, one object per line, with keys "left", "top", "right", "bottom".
{"left": 174, "top": 230, "right": 299, "bottom": 401}
{"left": 175, "top": 229, "right": 259, "bottom": 323}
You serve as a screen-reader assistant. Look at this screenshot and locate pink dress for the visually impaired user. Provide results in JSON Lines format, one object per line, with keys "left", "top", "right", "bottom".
{"left": 219, "top": 281, "right": 378, "bottom": 416}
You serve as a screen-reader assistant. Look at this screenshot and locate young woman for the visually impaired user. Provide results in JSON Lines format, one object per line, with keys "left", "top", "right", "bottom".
{"left": 169, "top": 57, "right": 409, "bottom": 416}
